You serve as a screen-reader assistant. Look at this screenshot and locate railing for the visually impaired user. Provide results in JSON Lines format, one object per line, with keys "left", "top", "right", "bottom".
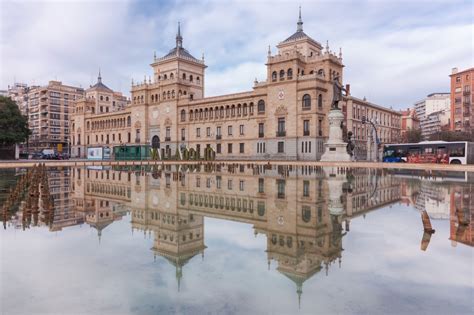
{"left": 181, "top": 136, "right": 186, "bottom": 141}
{"left": 258, "top": 133, "right": 264, "bottom": 138}
{"left": 216, "top": 134, "right": 222, "bottom": 140}
{"left": 276, "top": 130, "right": 286, "bottom": 137}
{"left": 303, "top": 131, "right": 310, "bottom": 136}
{"left": 165, "top": 137, "right": 171, "bottom": 142}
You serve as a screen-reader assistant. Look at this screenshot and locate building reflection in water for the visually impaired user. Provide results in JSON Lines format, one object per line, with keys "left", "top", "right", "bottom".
{"left": 1, "top": 164, "right": 472, "bottom": 305}
{"left": 68, "top": 164, "right": 404, "bottom": 305}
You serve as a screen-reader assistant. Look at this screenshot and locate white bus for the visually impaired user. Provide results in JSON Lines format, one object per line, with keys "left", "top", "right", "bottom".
{"left": 383, "top": 141, "right": 474, "bottom": 164}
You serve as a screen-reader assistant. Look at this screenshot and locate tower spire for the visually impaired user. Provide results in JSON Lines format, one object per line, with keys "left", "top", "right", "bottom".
{"left": 176, "top": 21, "right": 183, "bottom": 48}
{"left": 98, "top": 68, "right": 102, "bottom": 83}
{"left": 297, "top": 6, "right": 303, "bottom": 32}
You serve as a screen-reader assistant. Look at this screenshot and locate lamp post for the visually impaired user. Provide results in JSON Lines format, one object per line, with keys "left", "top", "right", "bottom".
{"left": 362, "top": 116, "right": 380, "bottom": 162}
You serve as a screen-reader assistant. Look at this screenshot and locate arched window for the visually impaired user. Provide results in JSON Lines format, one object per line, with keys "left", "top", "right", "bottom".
{"left": 272, "top": 71, "right": 277, "bottom": 82}
{"left": 170, "top": 73, "right": 174, "bottom": 79}
{"left": 243, "top": 103, "right": 248, "bottom": 115}
{"left": 182, "top": 73, "right": 186, "bottom": 80}
{"left": 197, "top": 76, "right": 200, "bottom": 84}
{"left": 287, "top": 68, "right": 293, "bottom": 79}
{"left": 318, "top": 94, "right": 323, "bottom": 108}
{"left": 181, "top": 109, "right": 186, "bottom": 122}
{"left": 127, "top": 116, "right": 131, "bottom": 127}
{"left": 226, "top": 105, "right": 230, "bottom": 117}
{"left": 209, "top": 108, "right": 213, "bottom": 119}
{"left": 237, "top": 104, "right": 242, "bottom": 116}
{"left": 163, "top": 74, "right": 167, "bottom": 80}
{"left": 318, "top": 69, "right": 324, "bottom": 76}
{"left": 189, "top": 75, "right": 193, "bottom": 82}
{"left": 172, "top": 90, "right": 175, "bottom": 98}
{"left": 100, "top": 96, "right": 103, "bottom": 101}
{"left": 220, "top": 106, "right": 224, "bottom": 118}
{"left": 152, "top": 135, "right": 160, "bottom": 149}
{"left": 167, "top": 91, "right": 170, "bottom": 99}
{"left": 189, "top": 110, "right": 194, "bottom": 121}
{"left": 302, "top": 94, "right": 311, "bottom": 109}
{"left": 199, "top": 108, "right": 203, "bottom": 119}
{"left": 106, "top": 96, "right": 109, "bottom": 101}
{"left": 249, "top": 102, "right": 254, "bottom": 115}
{"left": 204, "top": 108, "right": 208, "bottom": 119}
{"left": 258, "top": 100, "right": 265, "bottom": 113}
{"left": 163, "top": 92, "right": 166, "bottom": 99}
{"left": 231, "top": 105, "right": 235, "bottom": 116}
{"left": 302, "top": 207, "right": 311, "bottom": 223}
{"left": 279, "top": 70, "right": 285, "bottom": 80}
{"left": 86, "top": 121, "right": 90, "bottom": 130}
{"left": 151, "top": 95, "right": 154, "bottom": 102}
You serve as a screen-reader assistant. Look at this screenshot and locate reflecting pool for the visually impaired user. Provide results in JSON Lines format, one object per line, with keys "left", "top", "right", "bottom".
{"left": 1, "top": 164, "right": 473, "bottom": 315}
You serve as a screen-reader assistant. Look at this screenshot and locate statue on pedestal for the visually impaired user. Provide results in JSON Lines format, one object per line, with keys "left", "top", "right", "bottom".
{"left": 331, "top": 76, "right": 346, "bottom": 110}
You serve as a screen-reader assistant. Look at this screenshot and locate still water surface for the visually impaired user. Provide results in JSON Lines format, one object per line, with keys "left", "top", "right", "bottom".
{"left": 1, "top": 165, "right": 473, "bottom": 315}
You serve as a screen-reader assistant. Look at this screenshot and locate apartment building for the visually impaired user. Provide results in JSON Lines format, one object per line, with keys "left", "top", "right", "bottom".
{"left": 450, "top": 67, "right": 473, "bottom": 132}
{"left": 27, "top": 81, "right": 84, "bottom": 153}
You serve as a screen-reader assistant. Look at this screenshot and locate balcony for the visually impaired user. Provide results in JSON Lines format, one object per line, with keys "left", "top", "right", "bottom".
{"left": 276, "top": 130, "right": 286, "bottom": 137}
{"left": 165, "top": 136, "right": 171, "bottom": 142}
{"left": 463, "top": 111, "right": 470, "bottom": 117}
{"left": 216, "top": 134, "right": 222, "bottom": 140}
{"left": 181, "top": 136, "right": 186, "bottom": 141}
{"left": 463, "top": 90, "right": 471, "bottom": 95}
{"left": 135, "top": 138, "right": 140, "bottom": 143}
{"left": 303, "top": 131, "right": 310, "bottom": 136}
{"left": 258, "top": 133, "right": 264, "bottom": 138}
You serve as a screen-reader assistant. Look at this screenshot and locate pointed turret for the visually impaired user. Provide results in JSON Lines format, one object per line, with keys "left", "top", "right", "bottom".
{"left": 176, "top": 22, "right": 183, "bottom": 48}
{"left": 297, "top": 6, "right": 303, "bottom": 32}
{"left": 98, "top": 68, "right": 102, "bottom": 83}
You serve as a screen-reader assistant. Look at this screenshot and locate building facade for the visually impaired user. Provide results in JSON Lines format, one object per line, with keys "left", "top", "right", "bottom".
{"left": 7, "top": 83, "right": 29, "bottom": 116}
{"left": 27, "top": 81, "right": 84, "bottom": 153}
{"left": 71, "top": 13, "right": 400, "bottom": 160}
{"left": 70, "top": 72, "right": 129, "bottom": 158}
{"left": 414, "top": 93, "right": 451, "bottom": 139}
{"left": 343, "top": 95, "right": 401, "bottom": 160}
{"left": 400, "top": 108, "right": 420, "bottom": 141}
{"left": 450, "top": 67, "right": 473, "bottom": 132}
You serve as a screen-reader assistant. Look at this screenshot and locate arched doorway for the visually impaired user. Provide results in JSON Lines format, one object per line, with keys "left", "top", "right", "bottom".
{"left": 152, "top": 135, "right": 160, "bottom": 149}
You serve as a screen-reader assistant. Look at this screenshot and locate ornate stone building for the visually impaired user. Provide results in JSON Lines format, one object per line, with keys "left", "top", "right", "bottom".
{"left": 71, "top": 72, "right": 129, "bottom": 158}
{"left": 71, "top": 11, "right": 401, "bottom": 160}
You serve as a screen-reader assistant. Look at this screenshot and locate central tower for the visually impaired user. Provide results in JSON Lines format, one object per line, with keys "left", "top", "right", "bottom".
{"left": 150, "top": 22, "right": 207, "bottom": 101}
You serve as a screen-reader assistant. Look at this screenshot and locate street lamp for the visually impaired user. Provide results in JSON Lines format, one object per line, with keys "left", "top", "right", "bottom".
{"left": 362, "top": 116, "right": 380, "bottom": 162}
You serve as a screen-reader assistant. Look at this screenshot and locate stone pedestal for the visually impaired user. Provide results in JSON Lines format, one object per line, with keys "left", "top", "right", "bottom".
{"left": 320, "top": 109, "right": 351, "bottom": 162}
{"left": 323, "top": 167, "right": 346, "bottom": 216}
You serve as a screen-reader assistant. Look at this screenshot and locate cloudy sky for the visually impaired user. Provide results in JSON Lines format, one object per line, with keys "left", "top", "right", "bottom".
{"left": 1, "top": 0, "right": 472, "bottom": 109}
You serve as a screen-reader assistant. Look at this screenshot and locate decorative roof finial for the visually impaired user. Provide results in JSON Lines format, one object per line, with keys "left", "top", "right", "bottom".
{"left": 98, "top": 68, "right": 102, "bottom": 83}
{"left": 176, "top": 21, "right": 183, "bottom": 48}
{"left": 339, "top": 47, "right": 342, "bottom": 59}
{"left": 325, "top": 40, "right": 329, "bottom": 52}
{"left": 297, "top": 6, "right": 303, "bottom": 32}
{"left": 267, "top": 45, "right": 271, "bottom": 56}
{"left": 154, "top": 51, "right": 156, "bottom": 61}
{"left": 202, "top": 52, "right": 205, "bottom": 61}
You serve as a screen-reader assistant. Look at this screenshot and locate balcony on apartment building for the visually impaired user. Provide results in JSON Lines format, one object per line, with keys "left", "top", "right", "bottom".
{"left": 165, "top": 136, "right": 171, "bottom": 142}
{"left": 216, "top": 134, "right": 222, "bottom": 140}
{"left": 276, "top": 130, "right": 286, "bottom": 137}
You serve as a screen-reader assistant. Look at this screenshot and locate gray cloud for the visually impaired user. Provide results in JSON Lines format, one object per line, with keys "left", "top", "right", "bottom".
{"left": 1, "top": 0, "right": 472, "bottom": 109}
